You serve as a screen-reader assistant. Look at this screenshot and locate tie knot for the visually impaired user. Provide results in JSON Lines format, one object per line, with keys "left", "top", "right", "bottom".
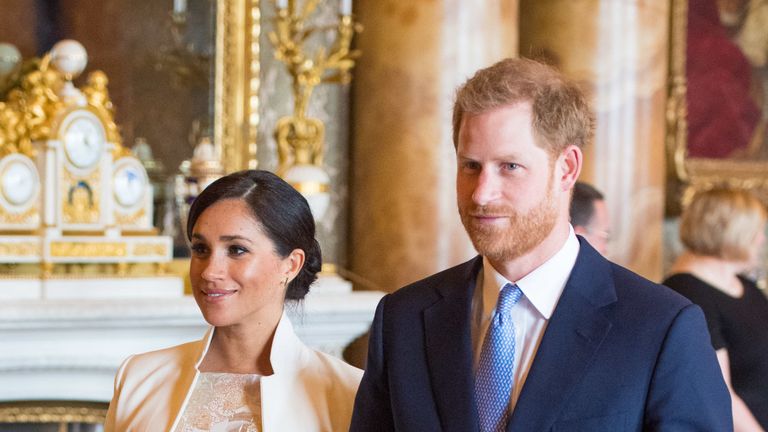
{"left": 497, "top": 283, "right": 522, "bottom": 316}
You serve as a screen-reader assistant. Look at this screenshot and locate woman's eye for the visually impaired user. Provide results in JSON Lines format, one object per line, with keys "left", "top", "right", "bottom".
{"left": 190, "top": 243, "right": 208, "bottom": 256}
{"left": 228, "top": 245, "right": 248, "bottom": 256}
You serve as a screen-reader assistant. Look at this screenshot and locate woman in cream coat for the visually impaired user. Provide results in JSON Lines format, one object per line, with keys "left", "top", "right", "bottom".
{"left": 105, "top": 170, "right": 362, "bottom": 432}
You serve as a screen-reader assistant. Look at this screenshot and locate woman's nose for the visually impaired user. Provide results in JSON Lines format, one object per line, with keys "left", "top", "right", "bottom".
{"left": 200, "top": 255, "right": 226, "bottom": 281}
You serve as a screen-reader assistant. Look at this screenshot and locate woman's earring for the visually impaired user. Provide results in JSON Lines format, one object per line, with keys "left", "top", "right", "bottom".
{"left": 283, "top": 277, "right": 289, "bottom": 287}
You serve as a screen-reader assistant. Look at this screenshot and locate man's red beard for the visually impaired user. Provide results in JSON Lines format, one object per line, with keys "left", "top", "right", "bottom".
{"left": 459, "top": 185, "right": 559, "bottom": 262}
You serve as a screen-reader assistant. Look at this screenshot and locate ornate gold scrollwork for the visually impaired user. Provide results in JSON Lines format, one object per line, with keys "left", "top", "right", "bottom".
{"left": 0, "top": 205, "right": 39, "bottom": 224}
{"left": 50, "top": 241, "right": 127, "bottom": 258}
{"left": 114, "top": 208, "right": 147, "bottom": 226}
{"left": 132, "top": 243, "right": 169, "bottom": 257}
{"left": 0, "top": 241, "right": 40, "bottom": 257}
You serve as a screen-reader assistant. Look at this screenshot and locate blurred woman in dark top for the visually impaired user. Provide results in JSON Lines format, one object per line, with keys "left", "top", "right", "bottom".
{"left": 665, "top": 187, "right": 768, "bottom": 431}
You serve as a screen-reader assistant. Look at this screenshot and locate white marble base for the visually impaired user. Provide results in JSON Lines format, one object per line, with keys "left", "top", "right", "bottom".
{"left": 0, "top": 279, "right": 41, "bottom": 300}
{"left": 0, "top": 276, "right": 184, "bottom": 300}
{"left": 0, "top": 289, "right": 384, "bottom": 403}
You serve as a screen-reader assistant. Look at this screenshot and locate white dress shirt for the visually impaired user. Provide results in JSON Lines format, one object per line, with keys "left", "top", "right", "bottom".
{"left": 471, "top": 226, "right": 580, "bottom": 413}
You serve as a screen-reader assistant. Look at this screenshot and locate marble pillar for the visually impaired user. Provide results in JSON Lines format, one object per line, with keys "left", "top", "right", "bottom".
{"left": 350, "top": 0, "right": 518, "bottom": 292}
{"left": 520, "top": 0, "right": 669, "bottom": 281}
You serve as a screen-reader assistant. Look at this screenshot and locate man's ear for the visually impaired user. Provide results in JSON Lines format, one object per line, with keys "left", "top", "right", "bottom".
{"left": 557, "top": 145, "right": 582, "bottom": 192}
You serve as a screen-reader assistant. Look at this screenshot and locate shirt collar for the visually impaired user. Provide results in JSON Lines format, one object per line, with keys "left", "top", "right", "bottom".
{"left": 482, "top": 225, "right": 580, "bottom": 319}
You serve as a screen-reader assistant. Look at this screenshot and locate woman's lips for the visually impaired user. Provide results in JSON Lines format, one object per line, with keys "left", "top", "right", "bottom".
{"left": 201, "top": 289, "right": 238, "bottom": 301}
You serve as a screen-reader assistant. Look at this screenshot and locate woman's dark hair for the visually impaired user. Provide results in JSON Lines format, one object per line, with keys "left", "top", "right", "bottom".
{"left": 186, "top": 170, "right": 321, "bottom": 300}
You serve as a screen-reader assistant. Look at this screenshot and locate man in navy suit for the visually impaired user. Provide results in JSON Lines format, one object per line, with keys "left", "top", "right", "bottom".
{"left": 350, "top": 58, "right": 732, "bottom": 431}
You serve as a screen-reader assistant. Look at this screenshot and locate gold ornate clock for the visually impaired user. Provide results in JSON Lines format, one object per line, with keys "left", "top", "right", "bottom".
{"left": 0, "top": 40, "right": 173, "bottom": 288}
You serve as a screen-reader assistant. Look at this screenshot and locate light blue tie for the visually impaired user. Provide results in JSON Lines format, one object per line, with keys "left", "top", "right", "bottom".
{"left": 475, "top": 283, "right": 523, "bottom": 432}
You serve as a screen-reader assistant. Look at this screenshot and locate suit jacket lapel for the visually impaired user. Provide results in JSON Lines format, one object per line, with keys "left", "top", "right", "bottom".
{"left": 507, "top": 240, "right": 616, "bottom": 431}
{"left": 424, "top": 257, "right": 482, "bottom": 432}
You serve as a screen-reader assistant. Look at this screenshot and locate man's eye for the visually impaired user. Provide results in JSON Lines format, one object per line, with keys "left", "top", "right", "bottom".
{"left": 503, "top": 163, "right": 520, "bottom": 170}
{"left": 463, "top": 161, "right": 481, "bottom": 171}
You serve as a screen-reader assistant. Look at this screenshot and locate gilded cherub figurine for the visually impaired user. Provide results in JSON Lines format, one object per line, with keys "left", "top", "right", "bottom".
{"left": 0, "top": 102, "right": 15, "bottom": 156}
{"left": 83, "top": 70, "right": 112, "bottom": 112}
{"left": 83, "top": 70, "right": 123, "bottom": 148}
{"left": 21, "top": 70, "right": 57, "bottom": 141}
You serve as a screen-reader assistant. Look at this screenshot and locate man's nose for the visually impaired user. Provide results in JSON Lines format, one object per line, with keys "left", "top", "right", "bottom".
{"left": 472, "top": 169, "right": 501, "bottom": 206}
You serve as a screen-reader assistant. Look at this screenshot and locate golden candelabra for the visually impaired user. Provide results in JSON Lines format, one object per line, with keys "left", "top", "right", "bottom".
{"left": 268, "top": 0, "right": 361, "bottom": 175}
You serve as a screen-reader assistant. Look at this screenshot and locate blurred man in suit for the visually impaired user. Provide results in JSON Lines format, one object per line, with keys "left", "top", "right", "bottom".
{"left": 570, "top": 181, "right": 611, "bottom": 256}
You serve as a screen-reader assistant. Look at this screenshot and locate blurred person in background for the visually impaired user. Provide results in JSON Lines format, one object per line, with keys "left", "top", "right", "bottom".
{"left": 664, "top": 187, "right": 768, "bottom": 431}
{"left": 570, "top": 181, "right": 611, "bottom": 256}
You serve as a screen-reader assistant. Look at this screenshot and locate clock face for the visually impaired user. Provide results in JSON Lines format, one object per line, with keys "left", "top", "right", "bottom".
{"left": 113, "top": 161, "right": 147, "bottom": 208}
{"left": 63, "top": 114, "right": 105, "bottom": 169}
{"left": 0, "top": 157, "right": 38, "bottom": 207}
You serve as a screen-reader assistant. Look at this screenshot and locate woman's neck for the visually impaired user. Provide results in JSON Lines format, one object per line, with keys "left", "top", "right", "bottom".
{"left": 671, "top": 252, "right": 745, "bottom": 297}
{"left": 199, "top": 312, "right": 282, "bottom": 375}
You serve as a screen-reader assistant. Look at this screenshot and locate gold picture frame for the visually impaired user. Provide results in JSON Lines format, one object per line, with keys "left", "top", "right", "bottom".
{"left": 667, "top": 0, "right": 768, "bottom": 210}
{"left": 215, "top": 0, "right": 261, "bottom": 173}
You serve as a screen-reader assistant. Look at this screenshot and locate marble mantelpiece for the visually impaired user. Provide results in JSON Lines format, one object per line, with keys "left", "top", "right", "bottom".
{"left": 0, "top": 288, "right": 383, "bottom": 403}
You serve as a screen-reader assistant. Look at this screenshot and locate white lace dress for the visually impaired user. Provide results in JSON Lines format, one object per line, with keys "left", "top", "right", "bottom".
{"left": 174, "top": 372, "right": 262, "bottom": 432}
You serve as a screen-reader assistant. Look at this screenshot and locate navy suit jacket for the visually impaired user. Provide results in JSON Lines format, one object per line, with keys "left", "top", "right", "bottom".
{"left": 350, "top": 239, "right": 732, "bottom": 431}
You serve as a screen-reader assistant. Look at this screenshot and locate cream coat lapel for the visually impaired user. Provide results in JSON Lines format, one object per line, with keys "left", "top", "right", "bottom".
{"left": 107, "top": 311, "right": 361, "bottom": 432}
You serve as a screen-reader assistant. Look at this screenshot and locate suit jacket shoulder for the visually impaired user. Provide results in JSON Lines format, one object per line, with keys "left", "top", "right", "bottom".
{"left": 387, "top": 257, "right": 482, "bottom": 309}
{"left": 609, "top": 260, "right": 692, "bottom": 308}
